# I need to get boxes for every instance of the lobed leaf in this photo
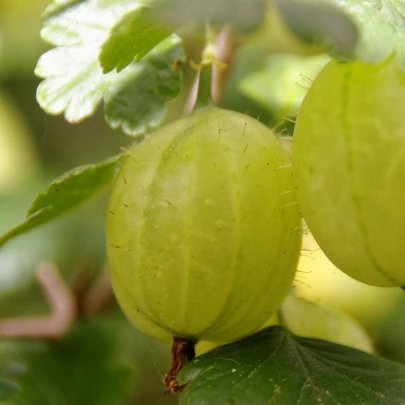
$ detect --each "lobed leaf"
[179,326,405,405]
[35,0,184,135]
[0,153,126,248]
[104,35,185,134]
[99,6,171,73]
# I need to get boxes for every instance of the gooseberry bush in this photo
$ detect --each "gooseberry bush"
[2,0,405,404]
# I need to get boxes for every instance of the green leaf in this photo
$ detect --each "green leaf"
[327,0,405,67]
[149,0,266,31]
[41,0,85,19]
[35,1,138,123]
[178,326,405,405]
[275,0,359,59]
[0,153,126,248]
[35,0,184,134]
[0,363,21,401]
[105,35,185,134]
[277,0,405,68]
[99,6,171,73]
[4,320,134,405]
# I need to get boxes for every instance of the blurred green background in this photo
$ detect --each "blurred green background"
[1,1,405,404]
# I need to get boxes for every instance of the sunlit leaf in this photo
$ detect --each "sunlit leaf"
[35,0,184,134]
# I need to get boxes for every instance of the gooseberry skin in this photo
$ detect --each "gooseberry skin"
[106,106,301,342]
[293,56,405,287]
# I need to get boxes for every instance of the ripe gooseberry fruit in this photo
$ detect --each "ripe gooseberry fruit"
[106,105,301,345]
[293,55,405,287]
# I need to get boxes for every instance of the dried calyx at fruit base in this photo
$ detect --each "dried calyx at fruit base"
[105,62,301,392]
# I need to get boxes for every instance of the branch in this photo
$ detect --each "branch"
[0,261,77,339]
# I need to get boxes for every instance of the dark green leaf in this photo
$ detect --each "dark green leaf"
[275,0,358,59]
[179,326,405,405]
[0,153,125,248]
[4,319,135,405]
[149,0,266,31]
[100,6,171,73]
[35,0,184,134]
[0,362,22,401]
[105,35,185,134]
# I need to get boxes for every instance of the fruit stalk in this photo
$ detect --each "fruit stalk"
[193,65,214,111]
[164,337,196,393]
